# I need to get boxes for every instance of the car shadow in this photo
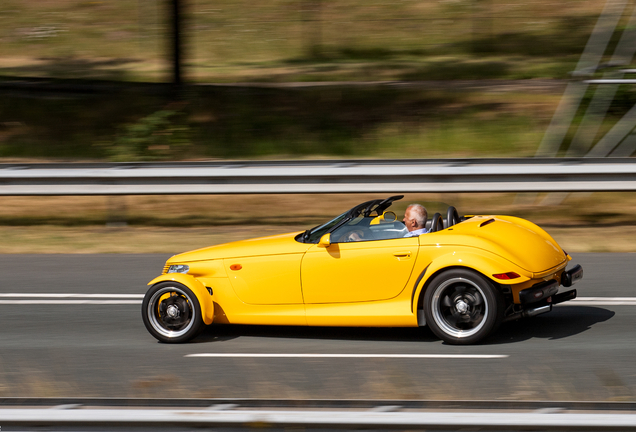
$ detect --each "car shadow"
[193,323,438,344]
[192,306,614,345]
[484,306,615,345]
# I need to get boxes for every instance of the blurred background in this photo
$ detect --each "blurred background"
[1,0,636,404]
[0,0,624,160]
[0,0,634,250]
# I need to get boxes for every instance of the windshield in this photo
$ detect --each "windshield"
[331,215,408,243]
[299,210,349,243]
[295,197,465,244]
[296,195,407,244]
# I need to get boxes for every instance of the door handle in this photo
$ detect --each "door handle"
[393,251,411,259]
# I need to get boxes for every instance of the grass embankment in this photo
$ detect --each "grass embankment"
[1,192,634,253]
[4,75,636,161]
[0,0,609,82]
[0,83,563,160]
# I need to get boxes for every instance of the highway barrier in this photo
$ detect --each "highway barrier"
[1,158,635,195]
[1,398,635,430]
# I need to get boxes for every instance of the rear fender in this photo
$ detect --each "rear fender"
[147,274,215,325]
[411,249,531,314]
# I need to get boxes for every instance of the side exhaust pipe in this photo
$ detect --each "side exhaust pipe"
[523,304,552,318]
[503,304,552,323]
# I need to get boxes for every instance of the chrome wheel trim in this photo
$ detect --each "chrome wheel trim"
[431,277,489,339]
[147,286,196,339]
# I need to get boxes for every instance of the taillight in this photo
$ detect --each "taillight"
[493,272,520,280]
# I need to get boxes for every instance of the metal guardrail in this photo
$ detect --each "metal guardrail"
[1,398,635,430]
[2,397,636,410]
[1,158,636,195]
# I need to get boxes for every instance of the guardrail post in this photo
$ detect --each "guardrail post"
[106,196,128,227]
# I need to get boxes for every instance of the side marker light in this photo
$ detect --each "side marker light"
[230,264,242,271]
[493,272,521,280]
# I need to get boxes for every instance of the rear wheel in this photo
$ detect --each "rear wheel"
[142,282,205,343]
[424,269,503,345]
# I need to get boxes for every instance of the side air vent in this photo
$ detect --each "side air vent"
[479,218,495,227]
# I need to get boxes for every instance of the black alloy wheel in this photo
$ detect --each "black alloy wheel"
[423,268,503,345]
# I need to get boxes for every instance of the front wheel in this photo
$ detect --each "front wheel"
[423,269,503,345]
[142,282,205,343]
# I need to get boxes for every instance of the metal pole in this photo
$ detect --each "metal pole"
[534,0,628,157]
[170,0,183,85]
[568,4,636,157]
[302,0,322,58]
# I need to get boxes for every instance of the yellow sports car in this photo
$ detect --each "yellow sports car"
[142,196,582,345]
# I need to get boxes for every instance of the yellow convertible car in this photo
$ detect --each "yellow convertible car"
[142,196,582,345]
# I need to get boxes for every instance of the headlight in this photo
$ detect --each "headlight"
[167,264,190,274]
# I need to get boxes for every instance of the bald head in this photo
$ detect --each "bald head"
[403,204,428,232]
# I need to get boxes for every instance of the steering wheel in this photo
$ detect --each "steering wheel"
[445,206,460,229]
[338,229,365,243]
[429,213,444,232]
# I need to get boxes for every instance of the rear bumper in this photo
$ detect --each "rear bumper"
[519,280,558,304]
[562,264,583,287]
[551,264,583,305]
[504,264,582,322]
[552,288,577,305]
[518,264,583,305]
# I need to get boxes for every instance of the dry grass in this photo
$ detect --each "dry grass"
[2,190,632,227]
[0,225,632,254]
[0,225,304,254]
[0,191,635,253]
[544,227,636,253]
[0,0,604,82]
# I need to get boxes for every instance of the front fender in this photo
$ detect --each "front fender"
[412,248,532,312]
[147,273,215,325]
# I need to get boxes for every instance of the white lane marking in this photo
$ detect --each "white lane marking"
[570,297,636,306]
[0,294,633,306]
[0,293,144,304]
[0,293,144,298]
[185,353,508,359]
[0,300,141,305]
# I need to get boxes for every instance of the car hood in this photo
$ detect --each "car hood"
[431,215,567,274]
[167,231,310,263]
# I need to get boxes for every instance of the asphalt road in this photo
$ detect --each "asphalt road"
[0,253,634,401]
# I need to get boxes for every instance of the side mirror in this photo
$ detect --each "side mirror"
[318,233,331,247]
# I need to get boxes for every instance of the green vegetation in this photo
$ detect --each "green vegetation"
[2,80,636,161]
[0,84,560,160]
[1,0,635,161]
[102,109,192,161]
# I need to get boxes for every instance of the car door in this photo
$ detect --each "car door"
[301,236,419,304]
[223,254,304,305]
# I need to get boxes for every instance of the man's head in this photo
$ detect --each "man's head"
[403,204,428,232]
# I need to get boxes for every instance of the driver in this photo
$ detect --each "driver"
[403,204,429,237]
[345,230,364,242]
